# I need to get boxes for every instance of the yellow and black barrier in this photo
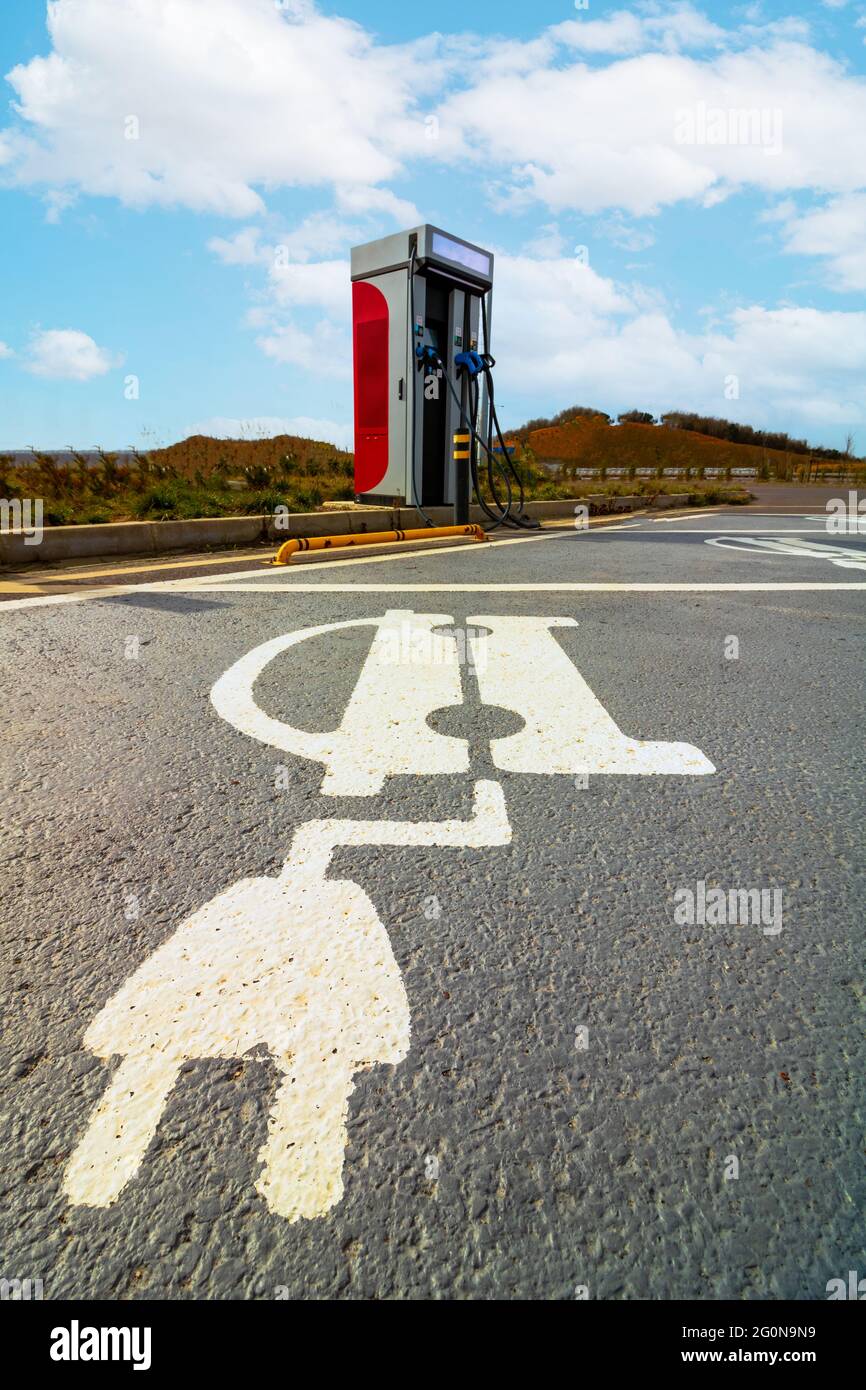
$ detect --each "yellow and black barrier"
[273,523,486,566]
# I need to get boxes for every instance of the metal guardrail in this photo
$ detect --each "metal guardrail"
[538,460,865,484]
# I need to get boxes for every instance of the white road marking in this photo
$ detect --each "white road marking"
[211,610,468,796]
[168,527,585,590]
[469,616,714,776]
[640,528,846,534]
[706,536,866,571]
[654,512,716,522]
[64,780,511,1222]
[3,577,863,613]
[0,530,571,612]
[218,609,716,784]
[181,581,866,593]
[0,584,184,612]
[636,528,845,533]
[2,524,864,611]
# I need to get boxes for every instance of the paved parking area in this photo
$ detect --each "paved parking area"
[1,509,863,1298]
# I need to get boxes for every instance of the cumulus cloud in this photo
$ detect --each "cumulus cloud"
[489,279,866,430]
[779,194,866,291]
[2,0,441,216]
[256,316,350,379]
[209,216,358,271]
[7,1,863,446]
[213,229,866,434]
[209,224,352,376]
[0,341,14,359]
[439,41,866,216]
[24,329,120,381]
[3,1,865,224]
[551,4,726,55]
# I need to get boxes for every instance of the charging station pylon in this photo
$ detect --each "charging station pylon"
[350,225,493,520]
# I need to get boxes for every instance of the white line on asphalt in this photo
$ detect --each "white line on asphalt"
[654,512,716,521]
[182,582,866,593]
[0,584,174,612]
[180,527,568,583]
[2,529,864,613]
[610,529,856,534]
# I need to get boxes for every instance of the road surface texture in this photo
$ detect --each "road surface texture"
[1,507,864,1300]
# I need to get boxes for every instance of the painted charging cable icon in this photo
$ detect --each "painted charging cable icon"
[63,610,713,1224]
[64,781,509,1224]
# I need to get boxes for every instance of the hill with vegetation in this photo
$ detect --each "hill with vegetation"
[2,407,861,528]
[506,407,863,487]
[0,434,355,526]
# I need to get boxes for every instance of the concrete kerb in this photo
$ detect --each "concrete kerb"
[0,494,693,568]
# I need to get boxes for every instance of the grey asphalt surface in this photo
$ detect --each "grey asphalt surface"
[1,510,864,1300]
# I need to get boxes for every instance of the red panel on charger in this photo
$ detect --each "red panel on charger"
[352,281,389,494]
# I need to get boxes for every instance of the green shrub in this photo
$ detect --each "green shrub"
[293,485,324,510]
[134,482,225,519]
[43,502,73,525]
[243,463,273,489]
[241,489,293,515]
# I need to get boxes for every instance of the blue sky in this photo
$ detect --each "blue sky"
[1,0,865,452]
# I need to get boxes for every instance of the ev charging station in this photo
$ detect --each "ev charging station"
[351,225,496,524]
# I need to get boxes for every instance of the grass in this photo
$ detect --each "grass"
[0,439,356,526]
[1,431,759,528]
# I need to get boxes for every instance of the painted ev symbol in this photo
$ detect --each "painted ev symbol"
[63,612,713,1224]
[209,609,715,791]
[64,782,510,1224]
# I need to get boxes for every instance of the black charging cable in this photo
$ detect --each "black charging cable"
[407,245,436,527]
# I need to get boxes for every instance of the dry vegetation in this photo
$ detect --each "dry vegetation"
[0,435,355,525]
[3,411,859,527]
[514,415,863,485]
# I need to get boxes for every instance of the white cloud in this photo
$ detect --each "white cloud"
[779,194,866,291]
[520,223,569,259]
[334,184,420,224]
[256,316,350,379]
[209,214,363,268]
[2,0,441,216]
[24,329,119,381]
[439,41,866,216]
[758,197,797,223]
[209,224,352,376]
[43,188,76,223]
[230,239,866,435]
[3,2,865,226]
[594,212,656,252]
[188,415,352,449]
[485,260,866,433]
[207,227,264,266]
[0,341,14,359]
[552,5,726,55]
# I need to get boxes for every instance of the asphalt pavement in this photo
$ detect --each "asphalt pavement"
[1,507,864,1299]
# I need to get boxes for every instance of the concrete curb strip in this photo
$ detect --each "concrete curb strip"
[0,495,692,567]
